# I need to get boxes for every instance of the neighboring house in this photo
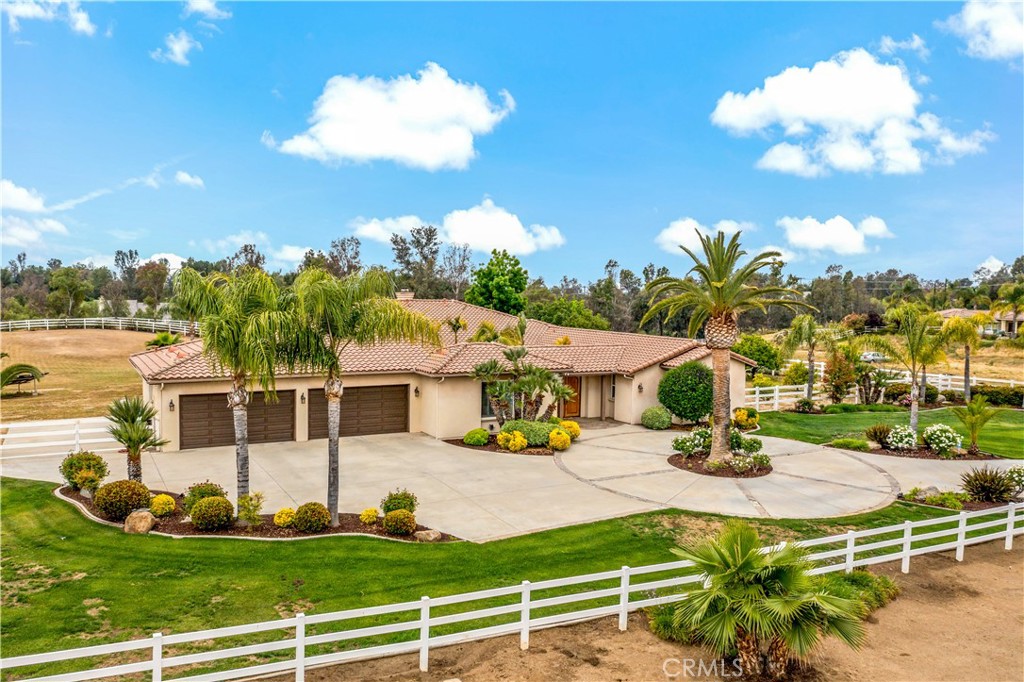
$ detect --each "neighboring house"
[129,297,755,451]
[936,309,1005,336]
[993,311,1023,336]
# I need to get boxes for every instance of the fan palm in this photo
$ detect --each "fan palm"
[284,267,439,526]
[942,314,992,401]
[541,379,576,421]
[775,315,843,400]
[641,231,811,461]
[950,395,1001,455]
[106,396,168,482]
[146,331,183,348]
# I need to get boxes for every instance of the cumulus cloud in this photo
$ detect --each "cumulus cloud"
[776,215,894,255]
[711,48,995,177]
[147,252,187,270]
[1,214,68,248]
[655,217,757,255]
[271,245,311,266]
[352,214,422,243]
[2,179,48,212]
[2,0,95,35]
[975,255,1005,276]
[200,229,270,255]
[150,29,201,66]
[183,0,230,20]
[174,170,205,189]
[270,62,515,171]
[879,33,930,59]
[939,0,1023,62]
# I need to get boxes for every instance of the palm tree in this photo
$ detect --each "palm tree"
[470,320,499,342]
[1,362,44,392]
[285,267,439,526]
[671,521,865,678]
[992,281,1024,338]
[868,305,942,434]
[446,316,467,343]
[942,313,991,401]
[170,267,219,337]
[950,395,1000,455]
[146,331,183,348]
[642,231,811,461]
[107,396,169,482]
[172,266,288,509]
[540,379,576,421]
[775,315,843,400]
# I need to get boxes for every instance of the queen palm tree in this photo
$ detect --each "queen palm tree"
[642,231,811,461]
[942,313,991,401]
[868,305,942,435]
[775,315,843,400]
[284,267,439,526]
[993,280,1024,338]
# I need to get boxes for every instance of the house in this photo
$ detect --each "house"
[129,297,756,451]
[936,308,1005,336]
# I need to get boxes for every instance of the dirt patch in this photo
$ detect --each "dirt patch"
[0,560,88,607]
[667,453,773,478]
[264,541,1023,681]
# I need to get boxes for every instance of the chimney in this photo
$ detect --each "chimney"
[396,289,415,301]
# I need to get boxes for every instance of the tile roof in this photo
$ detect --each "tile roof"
[660,348,758,368]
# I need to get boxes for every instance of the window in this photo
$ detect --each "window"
[609,374,616,401]
[481,383,495,418]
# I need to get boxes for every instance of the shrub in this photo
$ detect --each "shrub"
[94,480,150,521]
[730,457,754,474]
[381,488,418,514]
[73,469,103,495]
[960,466,1014,503]
[821,570,899,613]
[782,362,809,386]
[732,407,759,430]
[751,373,778,388]
[547,415,563,425]
[823,403,903,414]
[646,603,694,644]
[839,313,867,333]
[60,451,109,490]
[149,494,176,517]
[750,453,772,470]
[558,420,581,440]
[831,438,870,452]
[731,335,782,373]
[704,459,729,472]
[359,508,379,525]
[191,496,235,531]
[923,492,967,511]
[463,428,490,446]
[274,507,296,528]
[500,419,556,446]
[497,430,528,452]
[941,389,964,405]
[794,398,816,414]
[382,509,417,536]
[864,423,892,446]
[1006,466,1024,496]
[974,384,1024,406]
[886,425,917,450]
[672,428,711,457]
[658,362,713,423]
[182,481,228,514]
[884,382,938,404]
[922,424,962,458]
[293,502,331,533]
[237,492,265,527]
[548,428,572,451]
[823,351,857,404]
[734,432,763,454]
[641,406,672,430]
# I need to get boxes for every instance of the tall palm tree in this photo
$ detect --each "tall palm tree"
[942,313,991,401]
[642,231,811,461]
[992,280,1024,338]
[285,267,439,526]
[775,315,843,399]
[868,305,942,434]
[172,266,288,509]
[107,395,169,482]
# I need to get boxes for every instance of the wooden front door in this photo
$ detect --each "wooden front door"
[562,376,582,418]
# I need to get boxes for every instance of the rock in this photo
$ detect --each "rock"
[867,440,883,450]
[414,529,442,542]
[124,510,156,534]
[918,486,941,499]
[936,394,947,404]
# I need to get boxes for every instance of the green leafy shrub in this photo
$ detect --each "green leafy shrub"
[463,428,490,446]
[973,384,1024,406]
[658,362,713,423]
[864,423,892,446]
[182,481,228,514]
[884,382,939,404]
[750,453,772,470]
[960,466,1014,503]
[500,419,556,446]
[382,509,417,535]
[672,428,711,457]
[641,406,672,430]
[293,502,331,533]
[831,438,870,452]
[731,431,763,454]
[149,494,176,518]
[782,362,809,385]
[941,389,964,405]
[237,492,265,527]
[821,571,899,612]
[191,496,235,531]
[381,488,418,514]
[886,425,917,450]
[823,403,903,414]
[731,334,782,373]
[923,491,968,510]
[794,398,816,414]
[646,603,694,643]
[94,479,150,521]
[60,451,109,490]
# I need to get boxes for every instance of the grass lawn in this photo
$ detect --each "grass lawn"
[758,407,1024,459]
[0,330,148,421]
[0,476,959,675]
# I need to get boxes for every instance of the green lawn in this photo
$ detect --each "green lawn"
[0,476,960,678]
[757,407,1024,459]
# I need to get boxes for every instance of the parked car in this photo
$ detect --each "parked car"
[859,351,888,363]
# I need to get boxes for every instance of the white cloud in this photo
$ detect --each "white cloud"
[2,0,95,35]
[939,0,1024,62]
[2,179,48,212]
[761,244,800,263]
[655,217,756,255]
[879,34,930,59]
[150,29,201,66]
[351,214,423,243]
[712,219,756,234]
[271,245,310,266]
[147,252,187,270]
[174,170,205,189]
[776,215,894,255]
[183,0,230,20]
[200,229,270,255]
[975,255,1005,277]
[712,48,994,176]
[0,214,68,248]
[271,62,515,171]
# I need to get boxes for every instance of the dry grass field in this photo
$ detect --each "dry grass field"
[0,330,149,422]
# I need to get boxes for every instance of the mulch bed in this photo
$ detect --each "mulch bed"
[667,452,773,478]
[443,437,554,457]
[903,496,1018,512]
[837,446,999,461]
[58,487,458,542]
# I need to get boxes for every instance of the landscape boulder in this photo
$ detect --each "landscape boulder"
[414,529,442,543]
[124,510,156,534]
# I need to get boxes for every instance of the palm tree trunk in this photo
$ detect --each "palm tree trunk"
[325,375,343,527]
[963,345,971,402]
[228,379,250,510]
[909,380,920,435]
[709,347,733,462]
[127,451,142,482]
[919,366,927,405]
[806,346,815,400]
[767,636,789,679]
[736,629,762,677]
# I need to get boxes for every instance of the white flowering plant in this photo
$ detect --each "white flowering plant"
[922,424,962,458]
[672,428,711,457]
[886,424,918,451]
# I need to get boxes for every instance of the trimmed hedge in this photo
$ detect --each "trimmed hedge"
[94,480,150,521]
[641,406,673,430]
[383,509,417,536]
[463,428,490,446]
[658,362,713,422]
[294,502,331,533]
[60,451,109,490]
[191,496,235,531]
[884,382,939,404]
[182,481,228,515]
[822,403,904,414]
[973,384,1024,407]
[381,489,418,514]
[500,419,556,447]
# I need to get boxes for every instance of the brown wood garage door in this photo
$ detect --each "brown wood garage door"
[308,385,409,439]
[180,391,295,450]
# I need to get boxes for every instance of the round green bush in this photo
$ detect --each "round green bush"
[293,502,331,533]
[94,479,151,521]
[463,428,490,446]
[658,362,713,423]
[181,481,228,514]
[731,334,782,373]
[641,406,672,430]
[381,488,418,514]
[382,509,417,536]
[190,496,235,531]
[500,419,556,447]
[59,451,110,490]
[884,382,938,404]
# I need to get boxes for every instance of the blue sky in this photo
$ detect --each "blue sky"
[2,1,1022,285]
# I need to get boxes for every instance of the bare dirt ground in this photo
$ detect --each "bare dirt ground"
[0,330,148,421]
[788,342,1024,382]
[285,542,1023,682]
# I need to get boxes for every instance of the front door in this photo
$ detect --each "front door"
[563,376,582,418]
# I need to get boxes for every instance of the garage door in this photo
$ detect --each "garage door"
[180,391,295,450]
[308,385,409,439]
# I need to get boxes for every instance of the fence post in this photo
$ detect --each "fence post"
[844,531,856,573]
[901,521,912,573]
[74,422,81,451]
[294,613,305,681]
[419,596,430,672]
[618,566,631,631]
[1006,504,1016,551]
[754,386,761,410]
[773,386,780,412]
[955,512,967,561]
[520,580,531,650]
[151,632,163,682]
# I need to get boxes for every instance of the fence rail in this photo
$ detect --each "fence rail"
[782,359,1021,391]
[3,504,1021,682]
[0,417,118,457]
[0,318,196,335]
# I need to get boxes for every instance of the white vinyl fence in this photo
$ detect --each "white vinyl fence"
[783,359,1021,391]
[3,504,1021,682]
[0,417,118,458]
[0,318,196,335]
[744,384,841,411]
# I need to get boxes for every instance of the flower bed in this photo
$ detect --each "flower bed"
[832,445,999,461]
[444,436,553,456]
[667,452,773,478]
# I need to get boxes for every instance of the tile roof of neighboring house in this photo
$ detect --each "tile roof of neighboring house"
[129,299,756,382]
[660,347,758,368]
[938,308,1021,322]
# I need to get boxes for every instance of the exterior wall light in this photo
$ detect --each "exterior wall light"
[637,383,644,393]
[414,386,421,398]
[300,392,306,404]
[168,399,175,412]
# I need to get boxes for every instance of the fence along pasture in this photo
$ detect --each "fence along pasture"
[2,503,1021,681]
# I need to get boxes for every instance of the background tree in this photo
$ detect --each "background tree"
[993,280,1024,337]
[390,225,448,297]
[301,236,362,278]
[440,243,472,300]
[465,249,529,314]
[942,313,991,401]
[868,305,942,434]
[731,334,782,376]
[114,249,139,298]
[46,267,90,317]
[227,244,267,271]
[524,296,610,330]
[775,315,842,399]
[136,260,170,311]
[100,280,130,316]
